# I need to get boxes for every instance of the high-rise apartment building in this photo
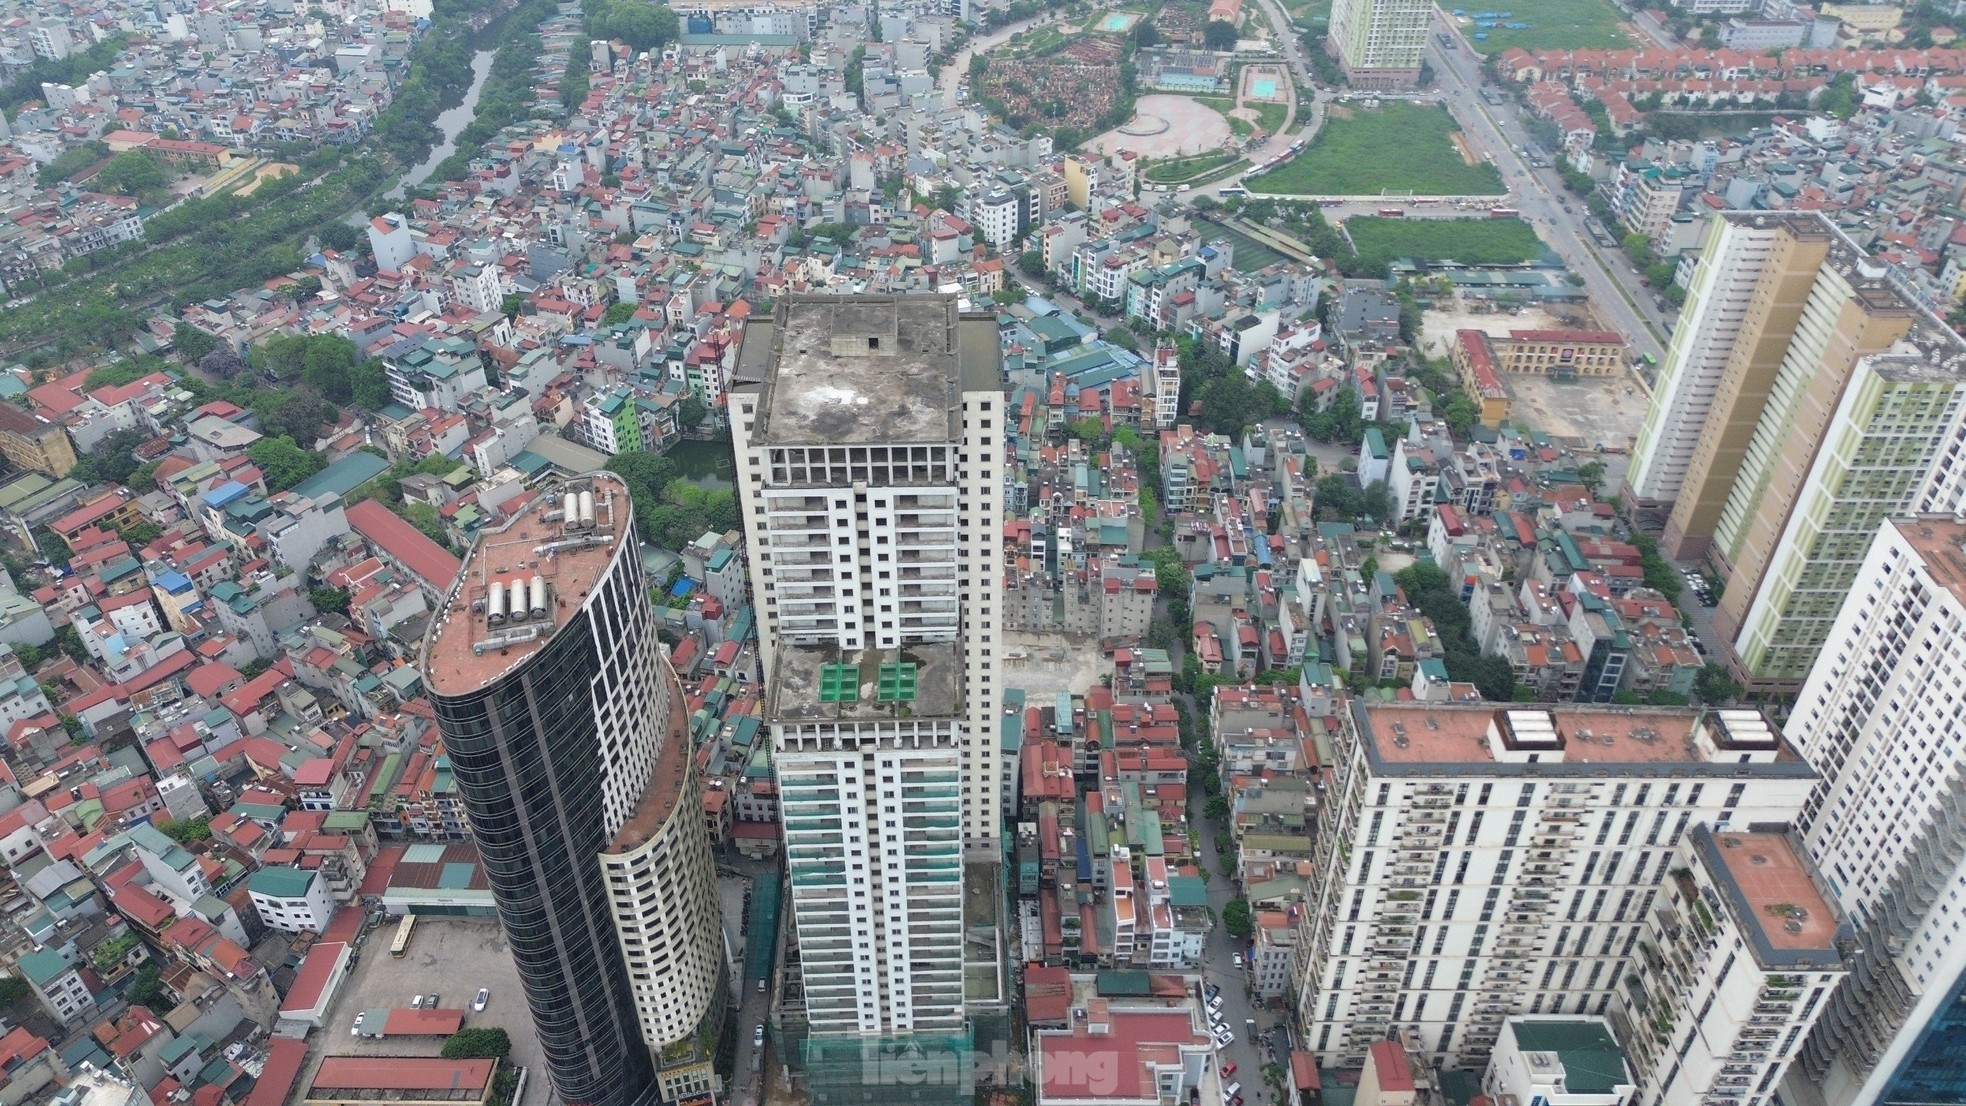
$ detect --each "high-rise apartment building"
[1294,701,1815,1071]
[1326,0,1432,88]
[729,296,1004,1051]
[1778,515,1966,1106]
[423,473,726,1106]
[1625,212,1966,693]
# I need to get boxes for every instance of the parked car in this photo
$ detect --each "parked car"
[351,1012,366,1036]
[1221,1063,1237,1077]
[754,1024,767,1048]
[474,989,490,1012]
[412,995,425,1009]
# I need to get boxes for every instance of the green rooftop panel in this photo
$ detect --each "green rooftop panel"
[819,663,858,703]
[877,662,918,702]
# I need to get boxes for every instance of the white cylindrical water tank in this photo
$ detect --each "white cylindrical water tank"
[563,491,579,524]
[529,575,548,617]
[487,580,506,624]
[578,490,596,529]
[505,579,528,621]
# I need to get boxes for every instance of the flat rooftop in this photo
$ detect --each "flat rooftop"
[603,663,693,855]
[423,473,630,696]
[1356,703,1805,771]
[1892,516,1966,606]
[749,295,996,446]
[768,641,962,723]
[1703,827,1846,961]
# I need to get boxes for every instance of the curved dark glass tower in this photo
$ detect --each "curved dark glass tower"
[424,472,719,1106]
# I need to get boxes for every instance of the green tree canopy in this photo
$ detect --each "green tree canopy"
[249,436,328,492]
[441,1027,513,1060]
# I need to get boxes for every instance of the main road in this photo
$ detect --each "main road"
[1422,14,1671,360]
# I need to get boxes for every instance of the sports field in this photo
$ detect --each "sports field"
[1247,102,1504,196]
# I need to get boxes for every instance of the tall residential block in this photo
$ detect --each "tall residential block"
[729,296,1005,1052]
[1294,702,1814,1072]
[1779,515,1966,1106]
[1326,0,1432,89]
[423,473,726,1106]
[1624,212,1966,693]
[1616,825,1848,1106]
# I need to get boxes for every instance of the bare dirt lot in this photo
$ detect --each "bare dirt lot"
[1088,95,1236,158]
[1417,300,1583,359]
[1505,371,1646,457]
[1003,631,1111,699]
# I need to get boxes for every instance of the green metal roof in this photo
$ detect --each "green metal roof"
[1509,1020,1629,1095]
[248,866,317,898]
[876,662,917,702]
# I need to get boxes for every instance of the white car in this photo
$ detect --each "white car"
[1214,1026,1235,1047]
[412,995,425,1009]
[350,1012,366,1036]
[474,989,490,1012]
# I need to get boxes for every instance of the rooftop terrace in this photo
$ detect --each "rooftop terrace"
[1355,703,1806,774]
[423,473,630,696]
[1698,825,1849,968]
[768,641,962,723]
[747,295,999,446]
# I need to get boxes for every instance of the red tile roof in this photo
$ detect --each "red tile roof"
[345,499,463,592]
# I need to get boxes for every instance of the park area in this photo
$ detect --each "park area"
[1344,216,1551,269]
[1453,0,1632,54]
[1247,102,1504,196]
[1144,150,1242,183]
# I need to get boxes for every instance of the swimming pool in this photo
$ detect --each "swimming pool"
[1251,78,1278,98]
[1101,13,1131,30]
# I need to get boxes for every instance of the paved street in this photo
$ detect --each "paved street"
[721,855,780,1106]
[1422,18,1672,363]
[1192,789,1288,1106]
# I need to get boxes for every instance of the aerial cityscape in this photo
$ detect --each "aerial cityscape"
[0,1,1964,1106]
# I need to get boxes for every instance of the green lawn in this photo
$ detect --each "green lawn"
[1190,95,1287,137]
[1456,0,1631,54]
[1247,102,1504,196]
[1345,216,1552,269]
[1287,0,1329,26]
[1145,151,1241,183]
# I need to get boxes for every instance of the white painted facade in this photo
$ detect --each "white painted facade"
[1294,703,1815,1072]
[1780,516,1966,1106]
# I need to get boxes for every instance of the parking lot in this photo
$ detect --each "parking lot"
[313,917,549,1106]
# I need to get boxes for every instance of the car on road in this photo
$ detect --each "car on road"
[1204,984,1220,1001]
[754,1025,767,1048]
[1221,1063,1237,1077]
[1207,995,1225,1015]
[474,988,490,1012]
[1213,1026,1234,1047]
[1231,953,1243,968]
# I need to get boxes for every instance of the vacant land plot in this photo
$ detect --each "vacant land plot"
[1346,216,1552,268]
[1247,102,1505,196]
[1457,0,1631,54]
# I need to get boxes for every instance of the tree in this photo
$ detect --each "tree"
[55,625,87,663]
[174,326,217,366]
[127,461,161,493]
[1104,325,1139,351]
[0,975,31,1010]
[157,817,211,844]
[1577,459,1607,497]
[118,521,163,548]
[603,301,638,326]
[442,1027,513,1060]
[1148,546,1190,596]
[501,293,525,320]
[1205,794,1229,821]
[1018,250,1045,279]
[248,437,328,492]
[200,349,247,380]
[1441,392,1482,438]
[1202,20,1239,50]
[1222,899,1254,939]
[350,359,393,411]
[287,275,322,305]
[1694,663,1742,705]
[299,336,358,402]
[310,586,351,615]
[678,395,709,430]
[69,427,150,487]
